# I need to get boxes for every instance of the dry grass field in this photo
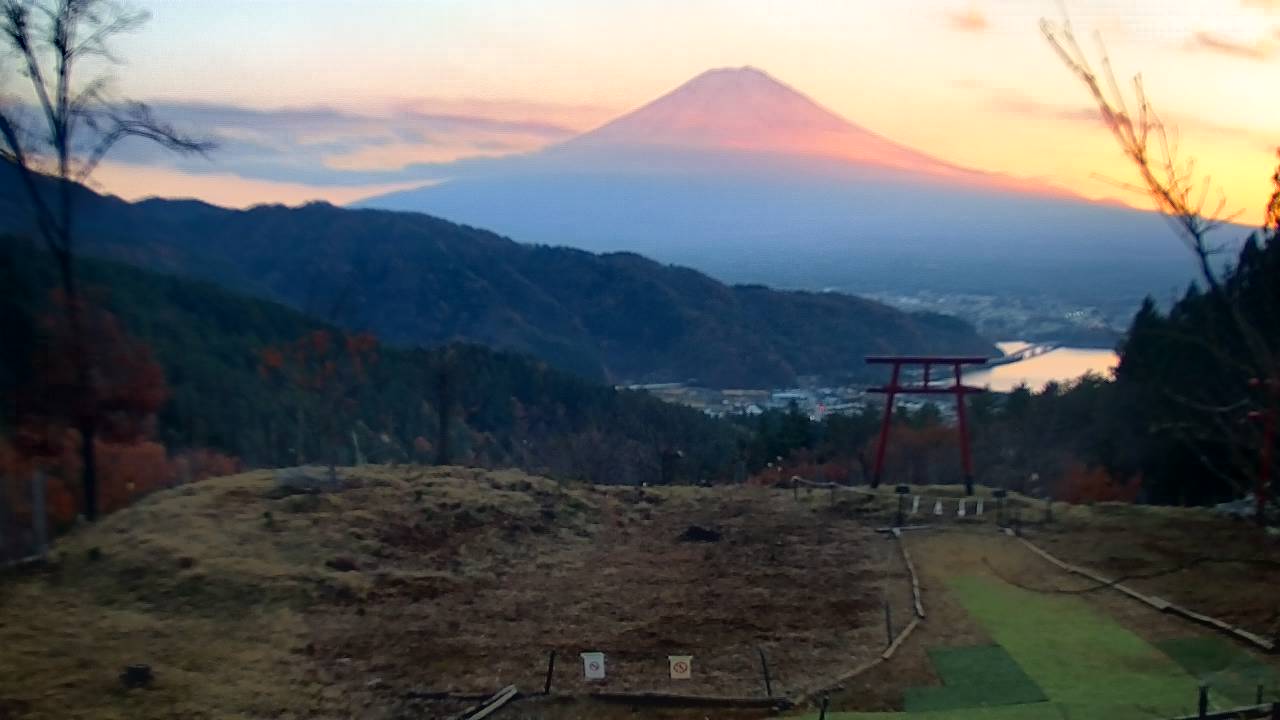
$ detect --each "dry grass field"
[0,467,906,720]
[2,470,1278,720]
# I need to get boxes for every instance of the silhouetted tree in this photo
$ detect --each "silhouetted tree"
[433,348,457,466]
[1044,16,1280,512]
[259,330,378,479]
[0,0,210,519]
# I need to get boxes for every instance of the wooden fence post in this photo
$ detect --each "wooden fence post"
[756,647,773,698]
[895,485,910,528]
[31,469,47,556]
[543,650,556,695]
[351,430,364,467]
[884,596,893,647]
[0,474,9,561]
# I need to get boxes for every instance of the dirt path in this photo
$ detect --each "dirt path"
[315,487,904,700]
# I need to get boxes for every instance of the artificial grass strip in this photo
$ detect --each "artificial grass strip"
[904,645,1047,712]
[947,575,1202,719]
[794,701,1069,720]
[1157,637,1278,707]
[788,577,1246,720]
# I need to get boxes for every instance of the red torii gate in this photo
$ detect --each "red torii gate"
[866,355,989,495]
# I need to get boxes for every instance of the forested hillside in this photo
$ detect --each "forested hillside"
[0,162,994,387]
[7,224,1275,511]
[1,237,740,488]
[744,222,1280,507]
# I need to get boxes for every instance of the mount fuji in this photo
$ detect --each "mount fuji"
[359,67,1218,317]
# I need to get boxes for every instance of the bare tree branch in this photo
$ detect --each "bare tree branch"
[1041,17,1239,291]
[1043,14,1280,514]
[0,0,213,521]
[77,102,214,181]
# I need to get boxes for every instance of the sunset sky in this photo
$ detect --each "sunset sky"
[35,0,1280,224]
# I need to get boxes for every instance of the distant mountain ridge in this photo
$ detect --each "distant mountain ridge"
[0,236,742,482]
[564,66,1004,186]
[0,162,995,388]
[359,66,1220,315]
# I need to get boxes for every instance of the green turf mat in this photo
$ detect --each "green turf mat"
[1157,637,1278,707]
[948,575,1203,719]
[904,645,1047,712]
[787,576,1227,720]
[791,701,1069,720]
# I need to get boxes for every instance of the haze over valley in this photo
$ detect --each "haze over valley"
[358,66,1237,341]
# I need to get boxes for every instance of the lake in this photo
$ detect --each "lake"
[962,341,1119,393]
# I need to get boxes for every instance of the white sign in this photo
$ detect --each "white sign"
[957,500,967,517]
[669,655,692,680]
[933,500,943,516]
[581,652,606,680]
[910,495,920,515]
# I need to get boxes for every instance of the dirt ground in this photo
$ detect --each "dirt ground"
[1026,502,1280,640]
[4,474,1279,720]
[0,467,907,720]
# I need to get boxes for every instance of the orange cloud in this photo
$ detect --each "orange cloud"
[1186,31,1275,60]
[91,161,428,209]
[946,9,988,33]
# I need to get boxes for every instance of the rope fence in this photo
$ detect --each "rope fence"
[795,526,927,704]
[1014,531,1277,653]
[788,476,1052,529]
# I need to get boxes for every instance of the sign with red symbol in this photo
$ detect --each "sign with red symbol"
[669,655,692,680]
[581,651,605,680]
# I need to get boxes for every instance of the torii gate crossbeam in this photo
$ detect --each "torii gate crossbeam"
[866,355,989,495]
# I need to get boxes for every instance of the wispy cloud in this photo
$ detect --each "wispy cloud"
[946,8,988,33]
[1185,31,1275,60]
[101,101,582,187]
[986,88,1274,152]
[986,90,1099,125]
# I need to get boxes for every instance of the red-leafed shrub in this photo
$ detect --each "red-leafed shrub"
[172,448,242,484]
[96,440,174,512]
[5,432,241,528]
[1057,461,1141,504]
[746,451,858,487]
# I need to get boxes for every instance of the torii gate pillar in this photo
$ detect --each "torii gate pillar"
[866,355,989,495]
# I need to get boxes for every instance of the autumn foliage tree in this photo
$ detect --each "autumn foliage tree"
[1,0,210,520]
[14,290,168,518]
[259,329,378,477]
